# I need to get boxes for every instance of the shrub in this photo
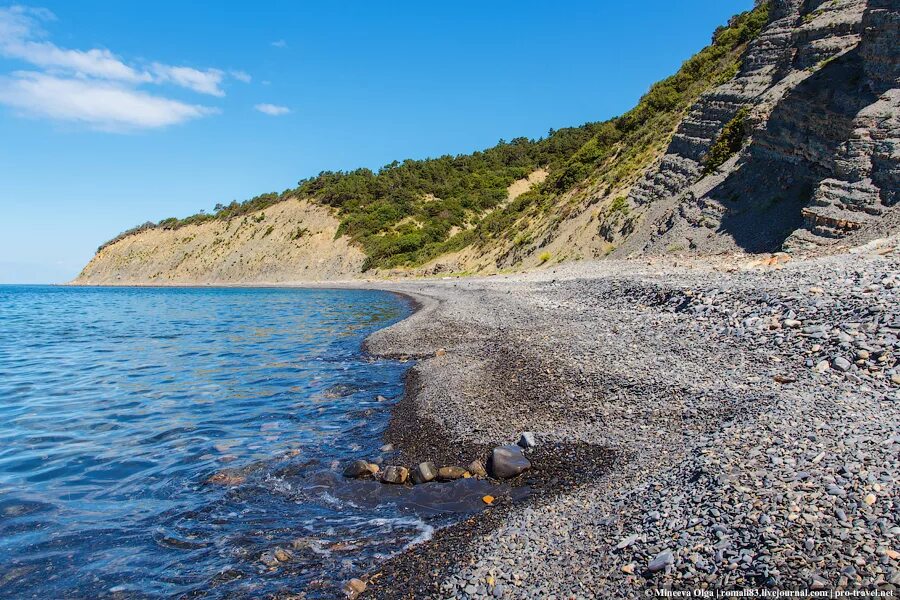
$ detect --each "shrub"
[702,107,750,174]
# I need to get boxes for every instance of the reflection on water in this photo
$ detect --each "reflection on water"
[0,286,503,598]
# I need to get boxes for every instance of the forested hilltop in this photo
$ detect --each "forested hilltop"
[79,0,899,284]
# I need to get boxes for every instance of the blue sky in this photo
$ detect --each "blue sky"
[0,0,752,283]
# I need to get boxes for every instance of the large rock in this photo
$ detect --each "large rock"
[343,459,378,479]
[411,462,437,484]
[381,465,409,484]
[437,466,470,481]
[488,445,531,479]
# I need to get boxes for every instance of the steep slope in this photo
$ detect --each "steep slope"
[75,1,897,284]
[614,0,899,257]
[75,199,364,284]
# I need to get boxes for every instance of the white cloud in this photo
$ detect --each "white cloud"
[0,5,249,130]
[5,40,150,82]
[230,69,251,83]
[270,39,287,48]
[151,63,225,96]
[0,71,217,131]
[254,103,290,116]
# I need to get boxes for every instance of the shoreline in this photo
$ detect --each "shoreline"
[353,245,899,596]
[63,242,900,596]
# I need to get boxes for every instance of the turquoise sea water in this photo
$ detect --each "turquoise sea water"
[0,286,490,598]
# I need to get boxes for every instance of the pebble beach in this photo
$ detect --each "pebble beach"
[357,237,900,598]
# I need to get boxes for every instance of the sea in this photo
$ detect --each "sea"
[0,285,496,598]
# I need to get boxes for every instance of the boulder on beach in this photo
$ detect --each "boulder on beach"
[343,459,378,479]
[488,444,531,479]
[411,461,437,484]
[437,466,470,481]
[381,465,409,484]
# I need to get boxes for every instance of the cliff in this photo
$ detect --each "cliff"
[75,0,898,284]
[615,0,899,256]
[75,199,364,284]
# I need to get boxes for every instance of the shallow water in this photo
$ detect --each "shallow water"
[0,286,500,598]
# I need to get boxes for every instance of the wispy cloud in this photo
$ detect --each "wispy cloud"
[270,39,287,48]
[150,63,225,96]
[255,103,290,116]
[0,71,218,131]
[230,69,252,83]
[0,5,247,131]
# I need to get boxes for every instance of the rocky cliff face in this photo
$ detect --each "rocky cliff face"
[617,0,898,257]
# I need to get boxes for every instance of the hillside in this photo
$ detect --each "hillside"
[74,0,898,285]
[77,200,364,284]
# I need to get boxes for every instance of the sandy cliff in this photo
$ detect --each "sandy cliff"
[74,198,365,284]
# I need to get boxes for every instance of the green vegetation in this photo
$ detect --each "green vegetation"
[100,3,770,268]
[538,251,552,264]
[702,106,750,174]
[607,196,630,217]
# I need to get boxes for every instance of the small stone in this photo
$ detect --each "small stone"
[864,493,876,506]
[291,537,312,550]
[832,357,852,372]
[259,551,280,567]
[380,443,394,453]
[814,360,830,373]
[885,549,900,560]
[411,462,437,484]
[482,495,495,505]
[343,578,366,599]
[273,547,293,562]
[616,534,639,550]
[205,470,246,486]
[437,466,469,481]
[809,287,824,294]
[517,432,537,448]
[468,460,487,477]
[622,563,635,574]
[435,348,446,357]
[826,484,846,497]
[648,550,674,573]
[488,445,531,479]
[809,574,829,590]
[891,374,900,386]
[381,465,409,484]
[783,319,802,328]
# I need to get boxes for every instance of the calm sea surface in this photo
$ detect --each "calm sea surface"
[0,286,494,599]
